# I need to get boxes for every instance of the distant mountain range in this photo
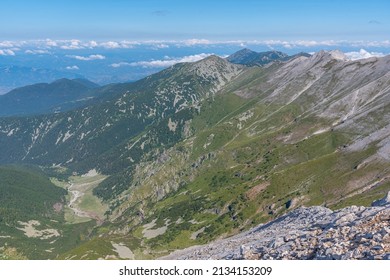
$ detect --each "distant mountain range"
[227,48,311,66]
[0,65,84,95]
[0,49,389,260]
[0,78,101,117]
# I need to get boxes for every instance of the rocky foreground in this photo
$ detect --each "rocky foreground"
[164,192,390,260]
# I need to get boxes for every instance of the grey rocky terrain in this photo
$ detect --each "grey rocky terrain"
[163,192,390,260]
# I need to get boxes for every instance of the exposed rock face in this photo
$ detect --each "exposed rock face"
[163,192,390,260]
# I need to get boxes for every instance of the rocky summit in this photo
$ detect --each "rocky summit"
[164,192,390,260]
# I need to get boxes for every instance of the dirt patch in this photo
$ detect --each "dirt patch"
[191,227,206,240]
[344,175,390,200]
[246,182,270,200]
[82,169,98,177]
[142,219,169,239]
[344,172,381,195]
[111,242,134,259]
[17,220,60,239]
[168,118,178,132]
[53,202,63,213]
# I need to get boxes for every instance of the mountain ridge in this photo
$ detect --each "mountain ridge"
[227,48,311,66]
[0,65,84,95]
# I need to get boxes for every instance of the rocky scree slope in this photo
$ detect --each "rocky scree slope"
[164,192,390,260]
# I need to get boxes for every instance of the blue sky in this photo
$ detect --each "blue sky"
[0,0,389,41]
[1,0,389,94]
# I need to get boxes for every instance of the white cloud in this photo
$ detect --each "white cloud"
[100,41,121,49]
[44,39,58,47]
[344,49,385,60]
[60,39,83,50]
[66,65,79,70]
[182,39,211,46]
[120,41,139,48]
[0,49,15,56]
[111,53,215,68]
[110,62,132,68]
[353,40,390,48]
[102,40,138,49]
[87,40,98,48]
[294,40,337,47]
[150,43,169,50]
[25,49,50,54]
[67,54,106,61]
[261,40,338,48]
[0,41,15,48]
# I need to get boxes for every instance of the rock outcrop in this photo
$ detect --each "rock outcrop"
[163,192,390,260]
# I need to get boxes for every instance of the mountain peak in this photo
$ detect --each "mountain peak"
[72,78,99,89]
[312,50,347,62]
[231,48,257,56]
[329,50,348,61]
[51,77,72,84]
[197,54,226,63]
[178,54,245,94]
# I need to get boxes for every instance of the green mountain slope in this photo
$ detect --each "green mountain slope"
[0,56,244,199]
[0,165,66,224]
[78,52,390,259]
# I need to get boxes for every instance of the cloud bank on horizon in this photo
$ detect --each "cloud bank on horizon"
[1,38,388,68]
[111,53,218,68]
[344,49,385,60]
[67,54,106,61]
[1,38,390,56]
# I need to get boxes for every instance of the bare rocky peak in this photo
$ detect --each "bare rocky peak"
[190,55,243,74]
[186,55,244,93]
[311,50,348,62]
[163,192,390,260]
[267,49,390,109]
